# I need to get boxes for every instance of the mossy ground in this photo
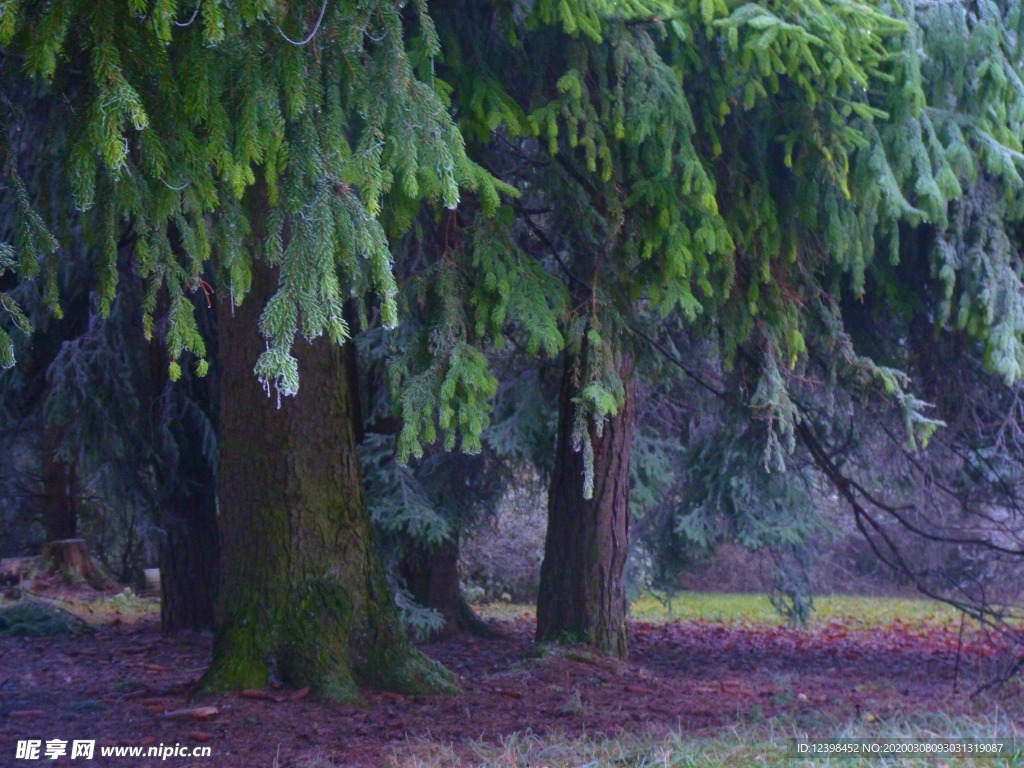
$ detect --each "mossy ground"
[0,598,92,636]
[0,589,155,633]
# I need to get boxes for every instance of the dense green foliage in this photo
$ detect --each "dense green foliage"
[4,0,1024,652]
[429,0,1016,493]
[0,0,502,403]
[4,0,1024,464]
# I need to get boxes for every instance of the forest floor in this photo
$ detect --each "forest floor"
[2,589,1023,767]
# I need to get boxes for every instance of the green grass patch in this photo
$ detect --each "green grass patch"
[0,589,159,629]
[78,588,160,623]
[475,601,537,623]
[629,593,965,629]
[477,592,966,630]
[384,713,1024,767]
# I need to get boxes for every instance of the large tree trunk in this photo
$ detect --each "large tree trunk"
[536,352,636,659]
[401,530,497,641]
[203,261,453,701]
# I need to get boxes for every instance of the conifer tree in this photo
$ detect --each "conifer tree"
[0,1,502,698]
[359,208,564,640]
[0,83,218,613]
[6,0,1024,684]
[433,0,913,657]
[633,0,1024,627]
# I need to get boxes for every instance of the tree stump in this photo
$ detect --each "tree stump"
[36,540,110,590]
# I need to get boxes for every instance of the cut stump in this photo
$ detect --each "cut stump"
[36,540,111,590]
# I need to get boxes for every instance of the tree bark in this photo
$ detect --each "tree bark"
[159,481,219,631]
[400,530,497,640]
[143,283,221,631]
[41,429,77,543]
[203,261,454,700]
[536,352,636,659]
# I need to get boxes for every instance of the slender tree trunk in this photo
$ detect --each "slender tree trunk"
[203,261,454,700]
[536,352,636,659]
[37,428,109,587]
[143,283,221,631]
[42,428,76,542]
[401,530,497,640]
[159,479,219,631]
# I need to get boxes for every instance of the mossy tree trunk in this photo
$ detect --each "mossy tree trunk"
[203,261,453,701]
[536,353,636,659]
[400,531,497,640]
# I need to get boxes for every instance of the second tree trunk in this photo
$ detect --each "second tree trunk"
[401,530,497,640]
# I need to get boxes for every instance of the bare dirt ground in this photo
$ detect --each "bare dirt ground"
[1,601,1019,767]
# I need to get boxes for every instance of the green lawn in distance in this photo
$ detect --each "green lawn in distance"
[478,592,967,630]
[628,592,965,629]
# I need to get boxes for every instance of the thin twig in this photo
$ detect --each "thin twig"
[953,610,966,694]
[174,6,200,27]
[275,0,329,46]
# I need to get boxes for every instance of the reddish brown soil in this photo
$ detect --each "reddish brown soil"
[0,612,1018,767]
